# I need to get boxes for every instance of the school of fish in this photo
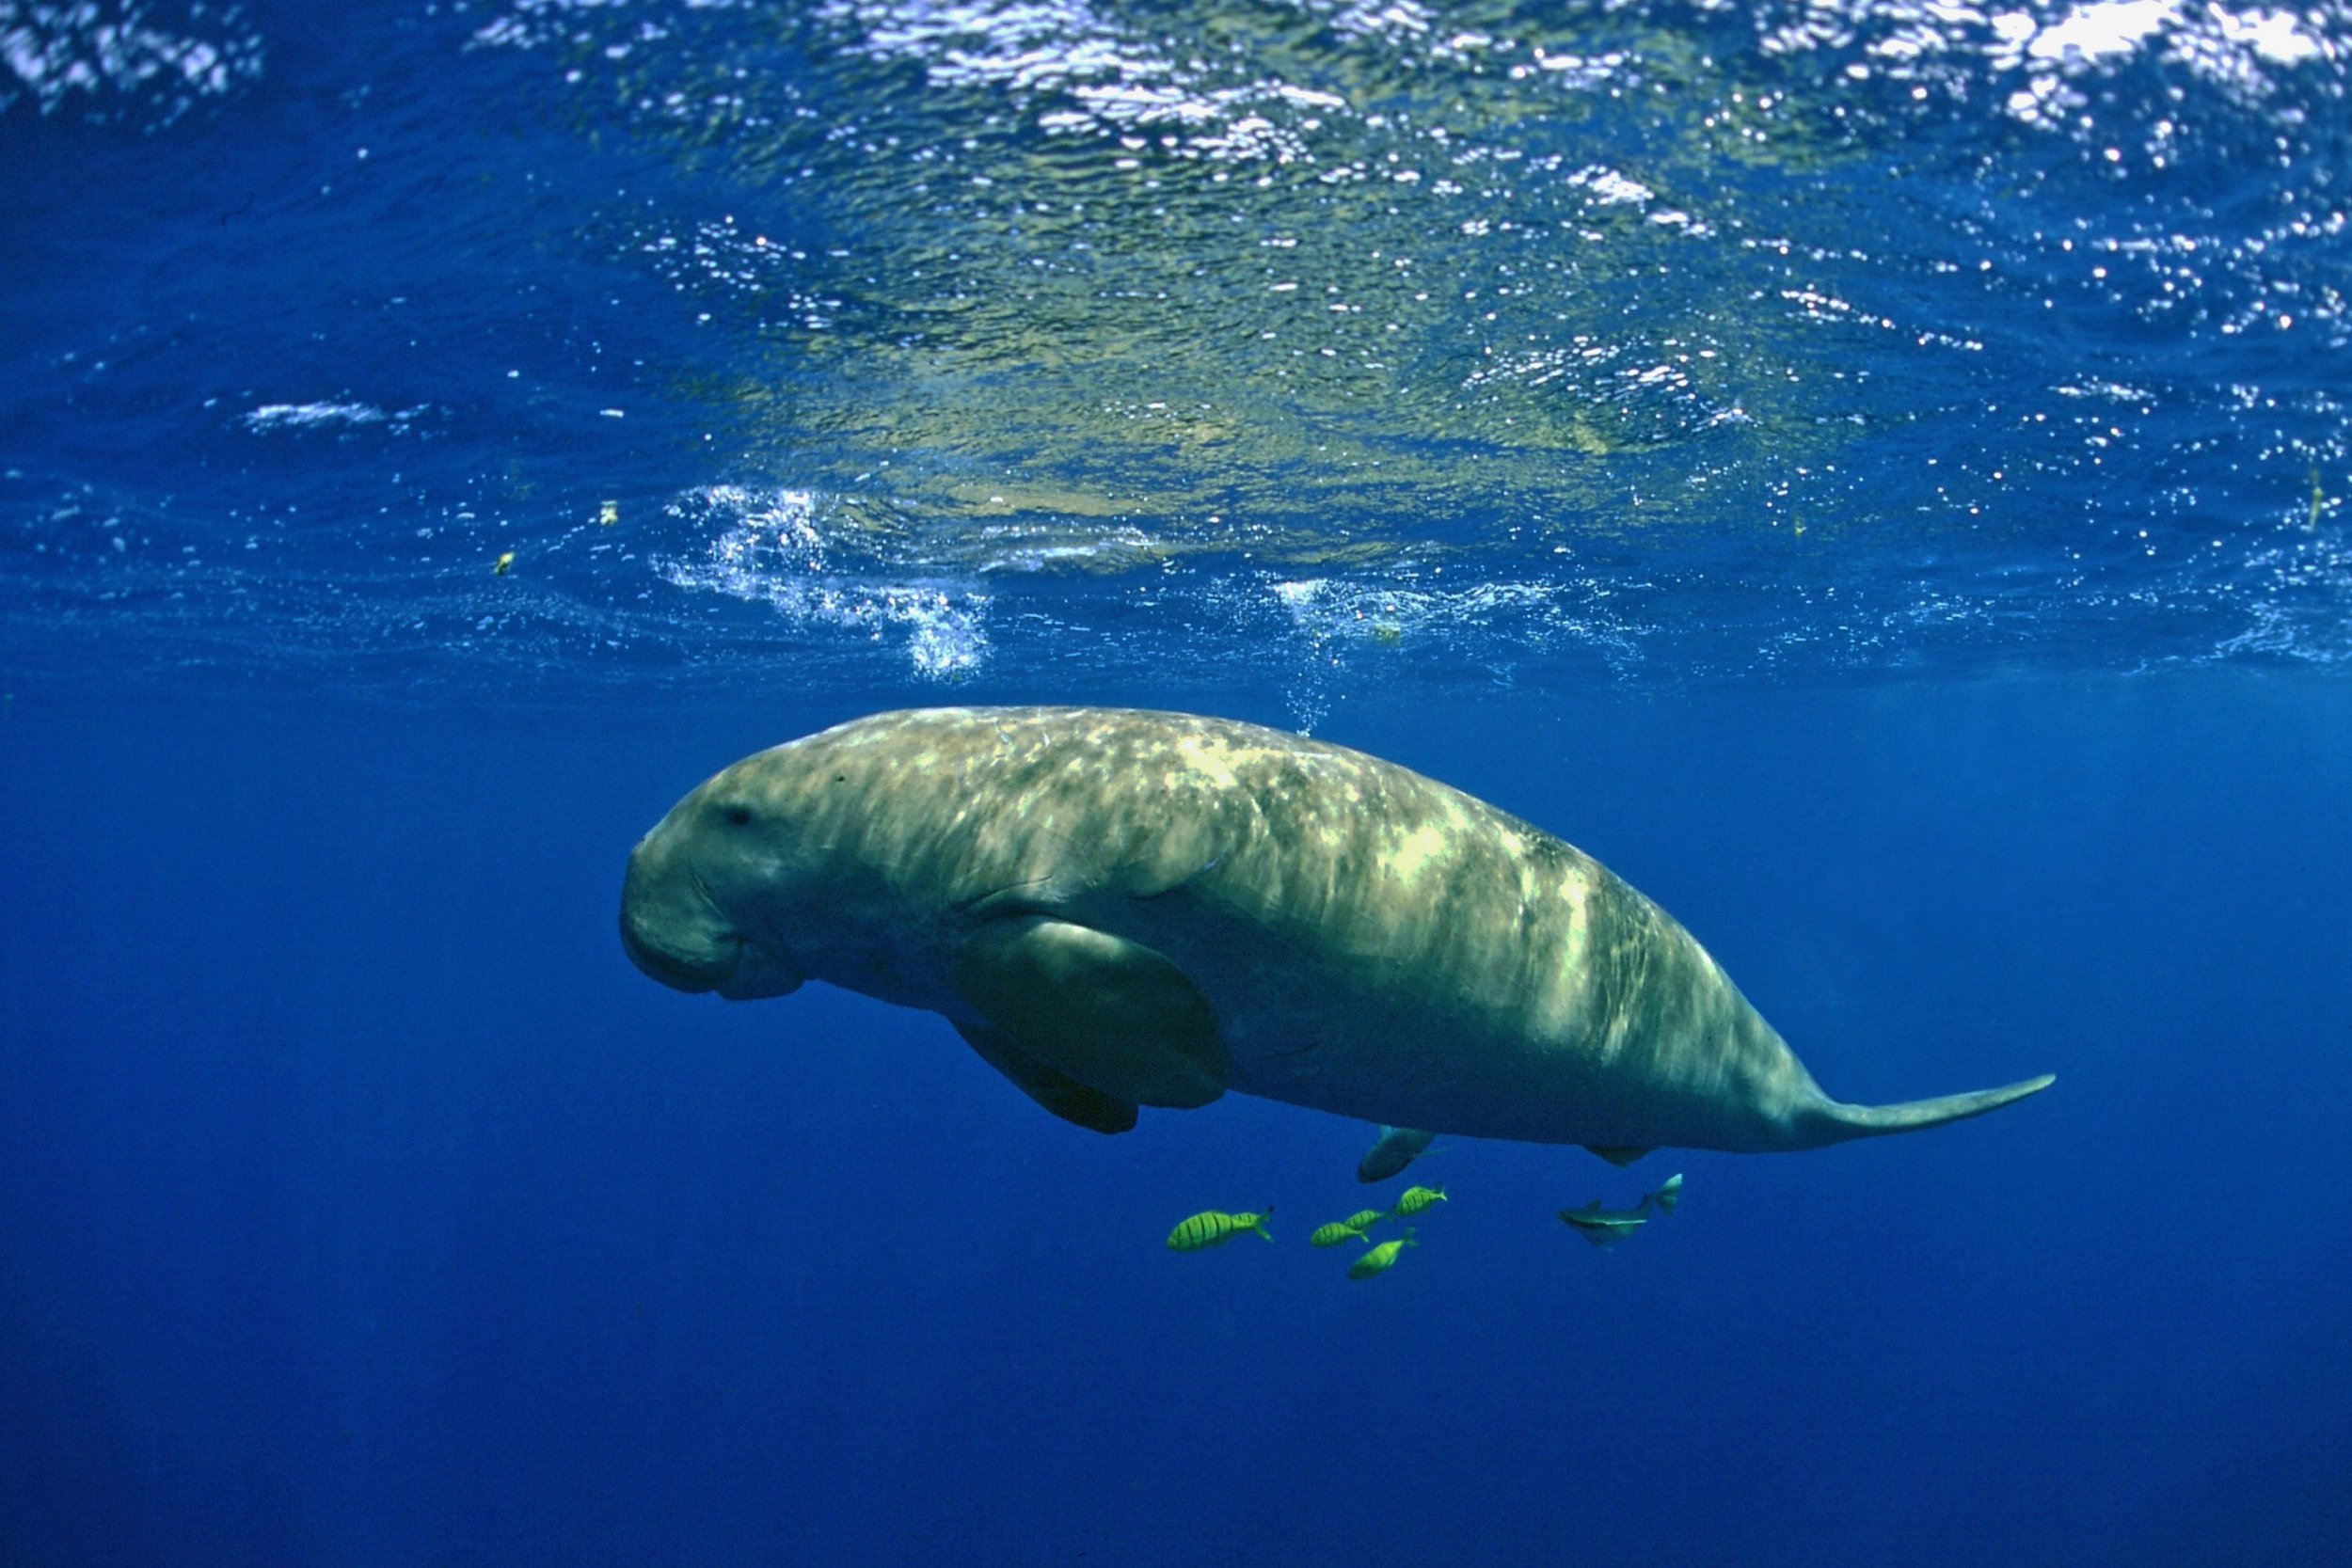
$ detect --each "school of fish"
[1166,1146,1679,1279]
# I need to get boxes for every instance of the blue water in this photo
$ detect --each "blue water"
[6,3,2351,1563]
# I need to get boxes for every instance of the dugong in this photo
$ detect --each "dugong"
[619,707,2052,1155]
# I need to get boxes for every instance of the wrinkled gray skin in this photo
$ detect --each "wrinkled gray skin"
[620,707,2053,1153]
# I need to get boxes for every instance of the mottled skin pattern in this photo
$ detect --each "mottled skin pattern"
[621,707,2051,1153]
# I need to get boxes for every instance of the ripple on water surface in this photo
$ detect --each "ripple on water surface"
[2,1,2349,696]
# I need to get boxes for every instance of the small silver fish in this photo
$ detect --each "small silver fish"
[1356,1125,1436,1183]
[1557,1174,1684,1249]
[1556,1201,1647,1248]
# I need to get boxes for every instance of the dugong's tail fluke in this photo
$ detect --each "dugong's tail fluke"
[1801,1073,2056,1147]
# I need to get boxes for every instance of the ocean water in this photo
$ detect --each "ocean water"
[4,3,2349,1563]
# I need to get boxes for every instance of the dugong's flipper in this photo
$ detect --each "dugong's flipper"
[1584,1145,1651,1167]
[1798,1073,2056,1148]
[954,1021,1139,1135]
[951,916,1230,1110]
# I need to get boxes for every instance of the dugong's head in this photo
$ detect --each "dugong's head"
[619,754,811,1002]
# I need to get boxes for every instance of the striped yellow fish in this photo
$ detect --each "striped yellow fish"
[1347,1228,1418,1279]
[1309,1219,1375,1248]
[1391,1184,1447,1218]
[1343,1209,1386,1232]
[1166,1208,1274,1250]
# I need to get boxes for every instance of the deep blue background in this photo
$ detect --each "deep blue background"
[5,673,2347,1565]
[8,1,2352,1560]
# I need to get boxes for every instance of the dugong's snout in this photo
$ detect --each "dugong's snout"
[620,821,803,1000]
[619,832,735,993]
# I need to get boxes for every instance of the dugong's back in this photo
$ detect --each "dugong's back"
[623,707,2053,1153]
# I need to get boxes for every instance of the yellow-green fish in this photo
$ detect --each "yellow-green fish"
[1166,1208,1273,1251]
[1309,1220,1371,1247]
[1343,1209,1386,1232]
[1346,1227,1417,1279]
[1391,1184,1447,1218]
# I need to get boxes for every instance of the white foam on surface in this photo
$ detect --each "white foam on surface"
[0,1,263,122]
[241,402,430,434]
[1751,0,2344,126]
[653,485,991,679]
[813,0,1616,164]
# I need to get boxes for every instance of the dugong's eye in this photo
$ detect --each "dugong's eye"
[723,803,753,827]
